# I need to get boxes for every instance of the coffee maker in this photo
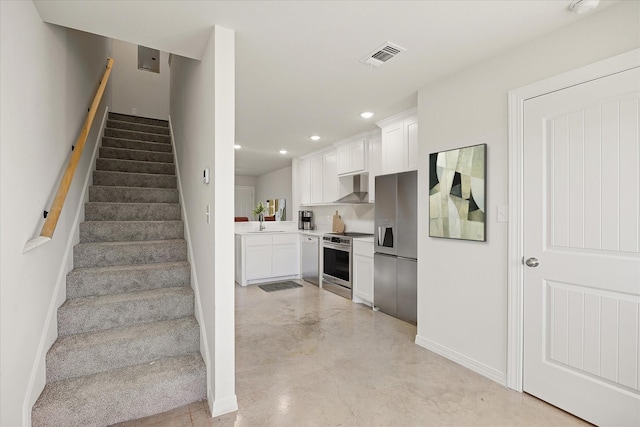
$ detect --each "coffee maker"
[298,210,314,230]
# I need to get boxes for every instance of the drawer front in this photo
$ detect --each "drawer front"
[353,240,374,257]
[272,233,298,245]
[245,235,272,246]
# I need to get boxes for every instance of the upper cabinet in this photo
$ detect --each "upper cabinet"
[298,147,338,206]
[376,108,418,175]
[336,138,366,176]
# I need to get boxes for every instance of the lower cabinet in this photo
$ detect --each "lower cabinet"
[352,239,374,305]
[236,233,300,285]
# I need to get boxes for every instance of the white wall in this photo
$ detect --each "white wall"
[111,39,170,119]
[0,2,111,425]
[169,26,237,416]
[234,175,257,187]
[415,1,640,385]
[255,166,292,218]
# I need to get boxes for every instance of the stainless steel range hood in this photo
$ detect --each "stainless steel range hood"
[334,174,369,204]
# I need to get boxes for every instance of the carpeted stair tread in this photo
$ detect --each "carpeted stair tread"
[84,202,181,221]
[102,136,172,153]
[66,261,190,298]
[31,353,206,427]
[105,128,170,144]
[96,157,175,175]
[99,146,174,164]
[47,318,200,382]
[89,186,179,203]
[73,239,187,268]
[106,119,170,135]
[57,286,194,336]
[108,112,169,128]
[80,220,184,242]
[93,170,177,189]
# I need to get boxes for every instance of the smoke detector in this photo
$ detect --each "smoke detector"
[569,0,600,15]
[360,42,406,67]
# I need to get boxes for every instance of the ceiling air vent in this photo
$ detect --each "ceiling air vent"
[360,42,406,67]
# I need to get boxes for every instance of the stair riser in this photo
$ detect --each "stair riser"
[67,262,191,298]
[93,170,177,189]
[32,355,206,427]
[47,320,199,382]
[107,119,170,135]
[96,158,175,175]
[58,288,194,336]
[80,221,184,243]
[105,128,170,144]
[89,186,179,203]
[102,137,172,153]
[73,240,187,268]
[109,112,169,128]
[99,147,174,164]
[84,204,181,221]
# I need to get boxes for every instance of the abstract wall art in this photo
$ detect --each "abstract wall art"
[429,143,486,241]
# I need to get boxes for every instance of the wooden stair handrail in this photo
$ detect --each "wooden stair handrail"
[23,58,114,253]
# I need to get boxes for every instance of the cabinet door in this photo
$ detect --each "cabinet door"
[336,145,350,175]
[245,245,272,280]
[350,139,366,173]
[322,150,338,203]
[272,243,300,277]
[405,119,419,171]
[299,157,311,205]
[381,124,404,174]
[310,154,323,204]
[353,254,374,303]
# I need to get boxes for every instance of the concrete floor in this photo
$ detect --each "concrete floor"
[122,280,589,426]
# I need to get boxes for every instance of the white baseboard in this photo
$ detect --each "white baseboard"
[414,334,506,386]
[210,393,239,417]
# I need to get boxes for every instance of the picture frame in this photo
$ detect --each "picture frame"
[429,143,486,242]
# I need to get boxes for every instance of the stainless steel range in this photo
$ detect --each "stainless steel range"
[322,232,373,299]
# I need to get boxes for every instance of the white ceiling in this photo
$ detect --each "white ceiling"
[34,0,618,176]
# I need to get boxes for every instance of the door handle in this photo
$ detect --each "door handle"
[525,257,539,268]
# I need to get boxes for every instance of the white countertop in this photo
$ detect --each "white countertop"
[353,236,374,243]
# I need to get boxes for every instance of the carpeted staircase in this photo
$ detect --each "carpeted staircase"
[32,113,206,426]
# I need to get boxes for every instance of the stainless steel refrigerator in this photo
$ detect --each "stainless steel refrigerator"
[374,171,417,324]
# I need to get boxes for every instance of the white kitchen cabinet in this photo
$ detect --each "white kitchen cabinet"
[299,148,339,206]
[322,150,338,203]
[299,157,311,205]
[352,239,374,306]
[336,138,366,176]
[272,234,300,277]
[236,232,300,285]
[310,154,323,204]
[377,109,418,174]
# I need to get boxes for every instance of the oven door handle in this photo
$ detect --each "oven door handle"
[323,242,350,252]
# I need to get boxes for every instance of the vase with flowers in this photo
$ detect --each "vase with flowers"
[252,201,267,230]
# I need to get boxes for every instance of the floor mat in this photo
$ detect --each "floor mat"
[258,281,303,292]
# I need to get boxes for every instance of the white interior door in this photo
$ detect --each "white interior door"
[523,67,640,426]
[234,185,255,218]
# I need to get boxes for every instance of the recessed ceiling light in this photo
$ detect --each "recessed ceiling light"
[310,135,320,141]
[569,0,599,15]
[279,150,287,155]
[360,112,375,119]
[234,144,241,149]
